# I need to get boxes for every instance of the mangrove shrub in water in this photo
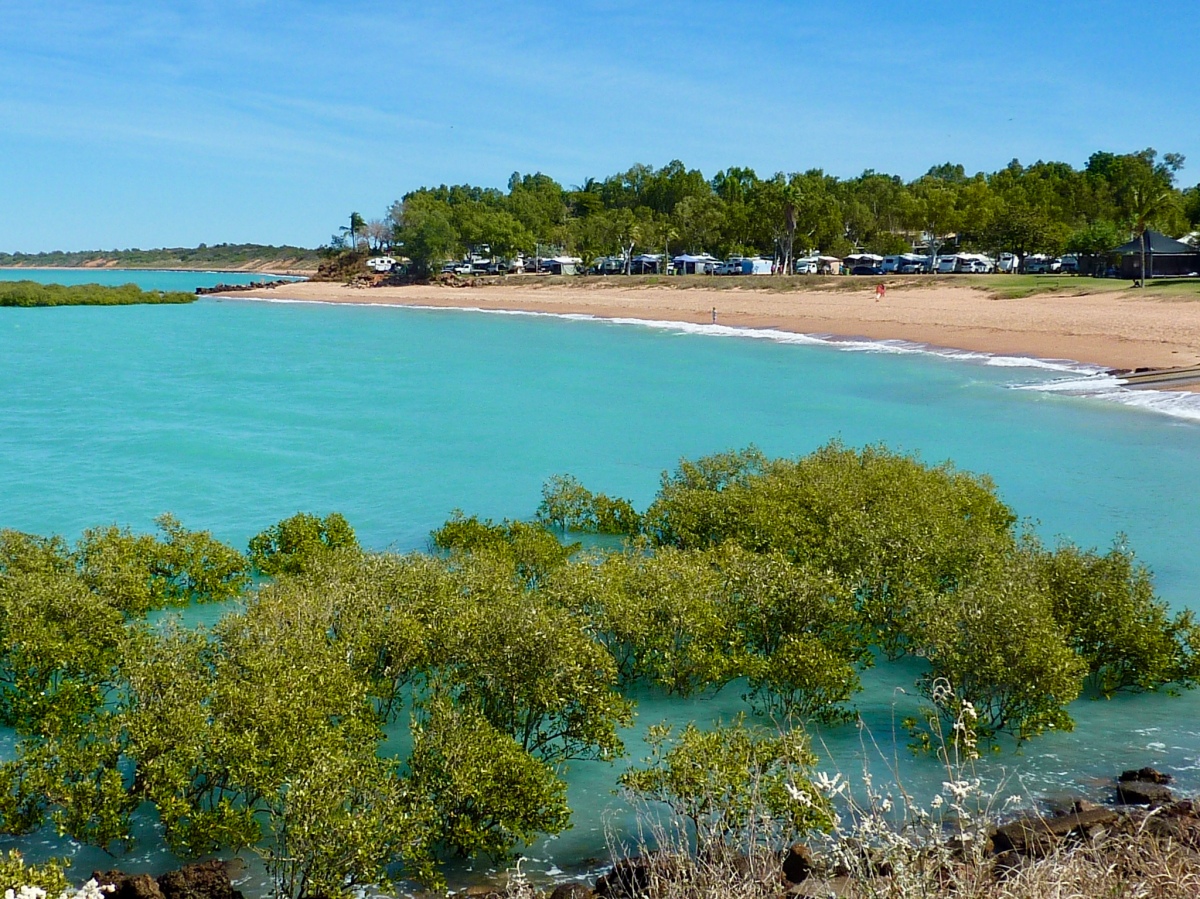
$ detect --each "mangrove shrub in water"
[0,443,1196,896]
[0,281,194,307]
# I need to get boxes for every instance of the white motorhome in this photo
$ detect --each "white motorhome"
[883,254,930,273]
[955,253,995,273]
[366,256,396,273]
[997,252,1019,273]
[935,255,960,274]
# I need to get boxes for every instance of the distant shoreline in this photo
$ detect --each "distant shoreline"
[214,278,1200,377]
[0,264,317,277]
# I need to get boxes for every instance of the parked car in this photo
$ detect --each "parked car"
[850,264,882,276]
[795,260,818,275]
[1059,255,1080,273]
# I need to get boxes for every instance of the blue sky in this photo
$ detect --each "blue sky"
[2,0,1198,252]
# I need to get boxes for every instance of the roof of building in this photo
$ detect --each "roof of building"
[1111,230,1200,255]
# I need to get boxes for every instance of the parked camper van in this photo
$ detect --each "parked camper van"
[936,255,959,274]
[997,253,1019,273]
[366,256,396,273]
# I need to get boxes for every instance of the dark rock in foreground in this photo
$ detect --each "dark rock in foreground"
[95,862,243,899]
[1119,766,1173,784]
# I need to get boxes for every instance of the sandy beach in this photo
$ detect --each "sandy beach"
[218,279,1200,374]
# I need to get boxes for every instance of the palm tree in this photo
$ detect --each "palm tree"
[779,184,802,275]
[340,212,367,253]
[1127,185,1175,286]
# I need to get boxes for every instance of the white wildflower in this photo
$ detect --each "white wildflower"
[813,771,847,797]
[785,782,813,807]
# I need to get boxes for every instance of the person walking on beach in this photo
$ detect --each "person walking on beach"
[711,306,717,324]
[875,282,886,302]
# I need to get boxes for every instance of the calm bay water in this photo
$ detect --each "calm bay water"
[0,268,298,290]
[1,277,1199,886]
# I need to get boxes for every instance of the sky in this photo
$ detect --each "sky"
[1,0,1198,253]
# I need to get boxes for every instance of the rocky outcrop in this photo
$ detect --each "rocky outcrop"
[94,862,243,899]
[1116,765,1175,806]
[781,843,814,884]
[1119,766,1173,785]
[548,883,594,899]
[991,807,1119,855]
[594,855,658,899]
[195,280,295,295]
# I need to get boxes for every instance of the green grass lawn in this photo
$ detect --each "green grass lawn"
[960,274,1200,300]
[468,271,1200,299]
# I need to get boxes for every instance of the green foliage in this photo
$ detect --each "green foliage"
[581,547,748,696]
[0,438,1194,892]
[536,474,642,534]
[376,149,1192,268]
[745,633,861,725]
[0,851,70,896]
[262,750,437,899]
[389,192,460,275]
[1038,540,1200,697]
[0,281,193,307]
[248,512,358,576]
[647,443,1018,660]
[913,551,1087,742]
[619,718,831,853]
[406,692,570,862]
[76,516,247,614]
[431,512,576,589]
[433,576,634,765]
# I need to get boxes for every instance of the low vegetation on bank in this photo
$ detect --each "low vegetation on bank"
[409,269,1200,301]
[0,281,195,307]
[0,243,321,273]
[0,445,1196,897]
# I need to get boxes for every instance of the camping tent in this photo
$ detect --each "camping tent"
[672,253,720,275]
[1110,230,1200,280]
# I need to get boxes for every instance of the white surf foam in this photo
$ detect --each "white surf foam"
[225,295,1200,423]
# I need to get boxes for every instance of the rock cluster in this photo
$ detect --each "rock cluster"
[465,767,1197,899]
[93,862,242,899]
[195,280,291,295]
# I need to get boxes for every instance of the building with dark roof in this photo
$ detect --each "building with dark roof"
[1111,230,1200,280]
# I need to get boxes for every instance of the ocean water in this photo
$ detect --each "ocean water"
[2,280,1200,887]
[0,268,299,291]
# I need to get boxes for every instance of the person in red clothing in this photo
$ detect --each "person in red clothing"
[875,282,886,301]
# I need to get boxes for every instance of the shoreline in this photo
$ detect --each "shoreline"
[214,280,1200,376]
[0,264,316,277]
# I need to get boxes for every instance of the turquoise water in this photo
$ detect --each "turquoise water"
[0,268,299,290]
[2,280,1200,886]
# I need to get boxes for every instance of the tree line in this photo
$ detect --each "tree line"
[0,445,1196,895]
[333,150,1200,275]
[0,245,323,272]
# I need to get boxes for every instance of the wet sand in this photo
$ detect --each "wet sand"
[216,280,1200,373]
